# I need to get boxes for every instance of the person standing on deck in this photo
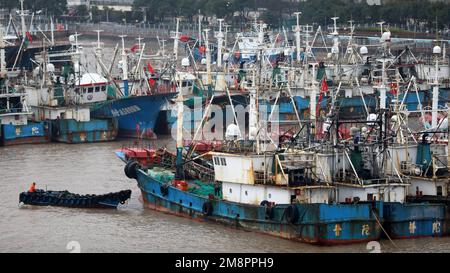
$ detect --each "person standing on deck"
[28,182,36,193]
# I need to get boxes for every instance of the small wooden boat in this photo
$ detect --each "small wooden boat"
[19,190,132,209]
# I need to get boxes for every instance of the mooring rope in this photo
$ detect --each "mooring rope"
[372,210,398,248]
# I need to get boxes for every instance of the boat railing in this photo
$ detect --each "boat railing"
[254,171,276,185]
[0,107,25,114]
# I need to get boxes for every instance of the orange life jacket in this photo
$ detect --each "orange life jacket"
[28,184,36,193]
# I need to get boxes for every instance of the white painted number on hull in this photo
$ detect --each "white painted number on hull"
[433,221,441,234]
[362,224,370,236]
[409,221,416,235]
[334,224,342,237]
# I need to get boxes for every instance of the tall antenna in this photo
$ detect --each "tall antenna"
[94,29,103,74]
[20,0,27,39]
[119,35,129,97]
[294,12,302,63]
[216,19,224,68]
[331,17,339,36]
[377,21,385,36]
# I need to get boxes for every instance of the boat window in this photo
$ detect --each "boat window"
[95,86,101,92]
[74,88,80,93]
[102,86,107,92]
[88,87,94,93]
[245,191,248,196]
[214,157,220,165]
[220,158,227,166]
[437,186,443,196]
[367,193,374,201]
[229,188,232,194]
[182,81,188,87]
[268,193,272,199]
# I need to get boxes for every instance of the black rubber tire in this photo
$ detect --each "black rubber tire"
[160,185,169,196]
[124,162,132,178]
[125,161,140,179]
[260,200,274,219]
[202,201,213,216]
[285,205,299,224]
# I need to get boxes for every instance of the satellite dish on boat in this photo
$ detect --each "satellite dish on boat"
[47,63,55,73]
[381,31,391,42]
[433,46,442,55]
[33,67,41,77]
[367,113,378,126]
[181,57,190,67]
[69,35,76,45]
[360,46,368,55]
[226,124,241,140]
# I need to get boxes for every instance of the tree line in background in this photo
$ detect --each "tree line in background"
[0,0,448,29]
[0,0,67,17]
[132,0,450,28]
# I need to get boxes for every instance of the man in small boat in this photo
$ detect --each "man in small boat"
[28,182,36,193]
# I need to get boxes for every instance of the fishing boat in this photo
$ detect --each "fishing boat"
[0,25,50,146]
[115,81,385,246]
[19,189,132,209]
[24,35,118,144]
[88,34,177,139]
[0,87,50,146]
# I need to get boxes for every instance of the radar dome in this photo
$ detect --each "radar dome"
[381,31,391,42]
[47,63,55,73]
[181,57,190,67]
[225,124,241,140]
[360,46,368,55]
[69,35,76,44]
[433,46,442,55]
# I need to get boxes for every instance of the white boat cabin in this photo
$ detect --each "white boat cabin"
[73,73,109,104]
[387,143,450,198]
[0,93,29,126]
[211,152,334,206]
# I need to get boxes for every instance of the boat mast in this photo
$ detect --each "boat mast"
[173,17,180,63]
[198,11,202,46]
[432,45,442,129]
[204,29,212,86]
[216,19,224,69]
[50,17,54,46]
[20,0,27,39]
[294,12,302,63]
[119,35,129,97]
[0,23,6,76]
[175,78,184,179]
[94,29,103,75]
[310,63,319,137]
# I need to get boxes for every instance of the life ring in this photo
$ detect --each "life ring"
[125,161,140,179]
[260,200,274,219]
[160,184,169,196]
[202,201,213,216]
[284,205,299,224]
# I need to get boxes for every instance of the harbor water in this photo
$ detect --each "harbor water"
[1,140,450,253]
